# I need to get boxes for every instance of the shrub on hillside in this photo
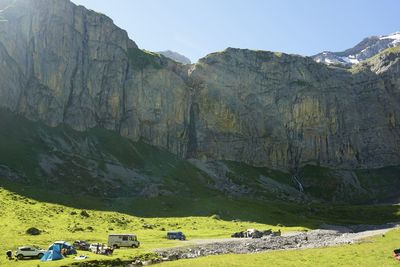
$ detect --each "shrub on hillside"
[142,223,154,229]
[80,210,90,217]
[68,225,84,232]
[26,227,41,235]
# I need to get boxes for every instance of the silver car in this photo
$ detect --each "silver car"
[15,246,46,260]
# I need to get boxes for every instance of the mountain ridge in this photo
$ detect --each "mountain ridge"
[312,32,400,65]
[157,50,192,64]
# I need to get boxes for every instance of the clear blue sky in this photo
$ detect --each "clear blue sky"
[71,0,400,62]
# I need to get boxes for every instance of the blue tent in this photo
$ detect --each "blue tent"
[48,241,77,255]
[41,244,63,261]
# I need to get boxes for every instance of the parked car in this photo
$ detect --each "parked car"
[167,231,186,240]
[107,234,140,248]
[73,240,90,251]
[15,246,46,260]
[89,243,101,253]
[88,243,114,255]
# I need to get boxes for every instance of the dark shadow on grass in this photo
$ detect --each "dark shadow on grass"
[1,178,400,229]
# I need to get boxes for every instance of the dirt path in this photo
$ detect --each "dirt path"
[339,227,393,242]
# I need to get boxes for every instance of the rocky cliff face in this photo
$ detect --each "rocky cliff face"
[0,0,399,172]
[0,0,191,157]
[189,48,400,169]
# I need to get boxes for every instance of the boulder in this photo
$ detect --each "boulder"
[26,227,41,235]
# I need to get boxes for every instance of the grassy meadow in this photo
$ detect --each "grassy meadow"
[0,186,400,267]
[0,186,307,267]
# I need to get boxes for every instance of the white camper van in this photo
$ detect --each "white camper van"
[107,234,140,248]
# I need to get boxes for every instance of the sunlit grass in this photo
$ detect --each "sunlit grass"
[0,187,305,267]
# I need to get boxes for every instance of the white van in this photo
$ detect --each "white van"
[107,234,140,248]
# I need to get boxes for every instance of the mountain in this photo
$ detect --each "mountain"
[313,32,400,65]
[158,50,192,64]
[0,0,399,203]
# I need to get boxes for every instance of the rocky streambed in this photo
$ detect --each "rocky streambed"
[129,223,398,266]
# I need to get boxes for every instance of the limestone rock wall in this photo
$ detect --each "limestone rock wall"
[0,0,191,156]
[189,48,400,169]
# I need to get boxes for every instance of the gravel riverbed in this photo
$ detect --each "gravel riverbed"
[154,223,399,261]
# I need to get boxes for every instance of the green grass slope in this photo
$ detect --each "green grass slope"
[0,187,307,267]
[0,188,400,267]
[0,186,400,267]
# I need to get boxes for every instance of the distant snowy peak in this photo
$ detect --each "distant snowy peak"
[313,32,400,65]
[313,52,360,65]
[157,50,191,65]
[380,32,400,41]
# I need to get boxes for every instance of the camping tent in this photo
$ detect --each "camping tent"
[49,241,77,255]
[41,244,63,261]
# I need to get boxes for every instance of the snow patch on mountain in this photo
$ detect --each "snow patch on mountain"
[380,32,400,41]
[313,32,400,66]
